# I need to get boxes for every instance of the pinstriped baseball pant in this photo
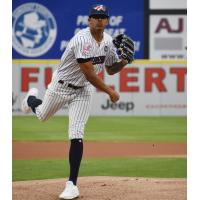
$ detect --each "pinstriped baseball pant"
[35,76,94,139]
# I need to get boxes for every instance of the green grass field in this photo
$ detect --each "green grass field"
[13,116,187,181]
[13,158,186,181]
[13,116,186,142]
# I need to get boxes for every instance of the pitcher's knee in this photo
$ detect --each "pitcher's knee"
[38,115,49,122]
[36,109,51,122]
[69,122,85,139]
[69,132,84,140]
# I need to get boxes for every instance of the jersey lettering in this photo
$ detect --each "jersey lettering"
[92,56,106,65]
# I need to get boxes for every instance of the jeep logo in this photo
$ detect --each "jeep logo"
[101,99,134,112]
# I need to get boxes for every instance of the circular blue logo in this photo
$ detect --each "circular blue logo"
[12,3,57,57]
[104,45,108,52]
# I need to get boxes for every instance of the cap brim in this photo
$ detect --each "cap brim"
[89,14,109,18]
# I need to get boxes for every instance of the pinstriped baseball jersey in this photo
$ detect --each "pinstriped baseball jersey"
[57,27,120,86]
[34,27,120,139]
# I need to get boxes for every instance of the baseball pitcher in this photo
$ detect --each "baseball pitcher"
[21,4,135,199]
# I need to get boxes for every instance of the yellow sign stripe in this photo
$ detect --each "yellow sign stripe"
[12,59,60,65]
[12,59,187,65]
[133,60,187,65]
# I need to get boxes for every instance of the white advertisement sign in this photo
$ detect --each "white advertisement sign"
[150,0,187,9]
[12,60,187,116]
[150,15,187,59]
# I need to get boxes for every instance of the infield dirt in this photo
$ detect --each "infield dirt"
[13,141,186,159]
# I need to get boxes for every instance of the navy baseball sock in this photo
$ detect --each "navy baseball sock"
[27,96,42,113]
[69,138,83,185]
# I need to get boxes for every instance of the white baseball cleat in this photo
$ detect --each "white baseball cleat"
[59,181,79,199]
[21,88,39,113]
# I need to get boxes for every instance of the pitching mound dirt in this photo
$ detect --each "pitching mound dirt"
[13,176,186,200]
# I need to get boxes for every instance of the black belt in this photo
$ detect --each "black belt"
[58,80,83,90]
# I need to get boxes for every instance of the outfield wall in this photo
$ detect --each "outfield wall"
[12,60,186,116]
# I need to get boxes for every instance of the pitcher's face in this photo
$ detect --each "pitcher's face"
[88,15,109,31]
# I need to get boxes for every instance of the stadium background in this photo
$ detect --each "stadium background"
[12,0,187,199]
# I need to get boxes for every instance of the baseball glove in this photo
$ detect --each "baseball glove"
[113,34,135,63]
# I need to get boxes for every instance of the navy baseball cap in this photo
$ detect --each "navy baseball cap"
[89,4,109,18]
